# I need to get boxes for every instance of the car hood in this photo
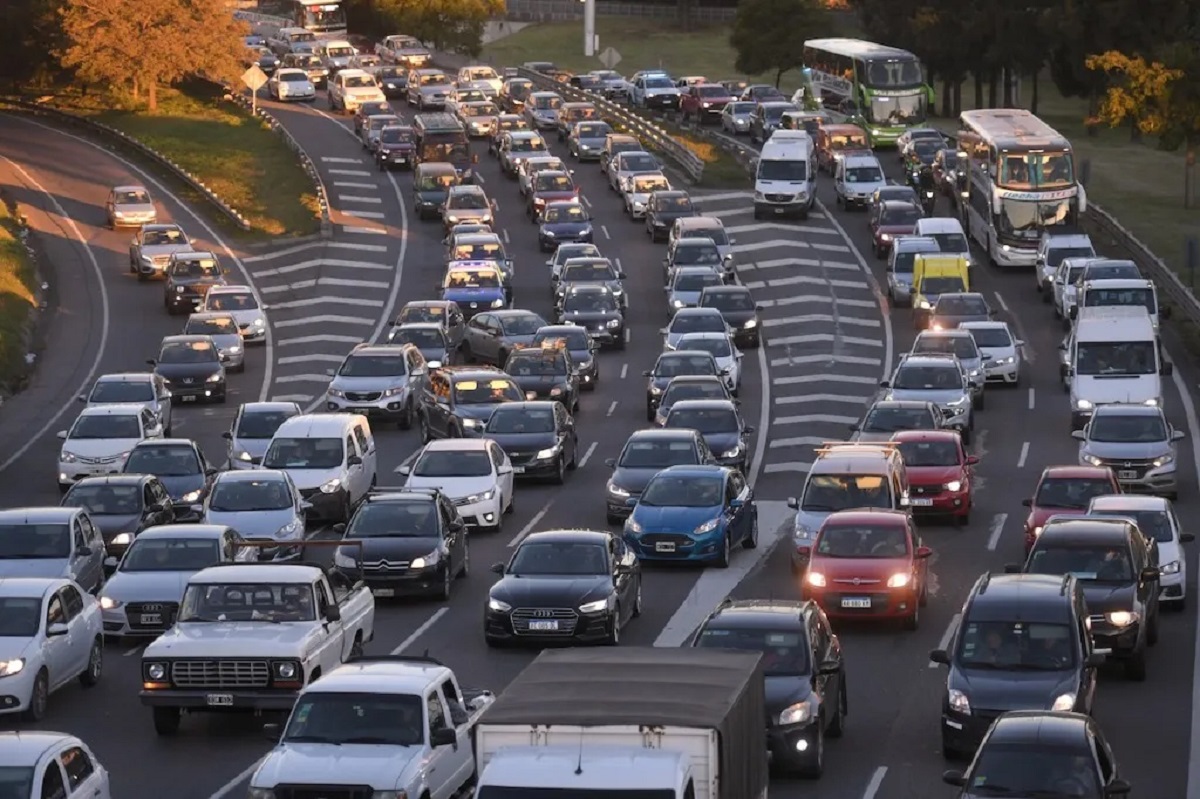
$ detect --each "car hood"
[853,431,897,444]
[670,289,704,306]
[255,744,420,788]
[232,437,272,460]
[716,308,754,326]
[204,508,297,538]
[876,224,917,236]
[405,474,495,500]
[328,376,405,393]
[951,667,1078,712]
[886,388,966,406]
[416,188,449,202]
[91,513,144,536]
[577,136,607,148]
[512,375,569,392]
[455,404,504,424]
[1072,375,1161,405]
[611,466,670,495]
[170,277,225,291]
[653,209,693,224]
[273,467,342,492]
[701,431,742,454]
[542,221,590,234]
[61,438,142,458]
[146,621,325,658]
[220,308,267,328]
[1082,441,1171,461]
[207,333,242,352]
[490,575,612,606]
[379,141,415,152]
[157,474,206,499]
[629,504,720,532]
[486,431,557,452]
[138,244,192,258]
[844,180,887,196]
[359,536,441,561]
[534,190,578,203]
[103,570,197,603]
[930,313,989,328]
[1079,581,1136,614]
[764,675,812,716]
[155,362,222,380]
[812,556,907,583]
[906,465,965,486]
[0,559,70,579]
[346,87,386,100]
[978,346,1016,364]
[115,203,157,216]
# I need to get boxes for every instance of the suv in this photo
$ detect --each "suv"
[880,353,974,444]
[1088,494,1193,608]
[503,343,580,411]
[1014,516,1160,681]
[911,330,986,407]
[324,343,429,429]
[929,572,1102,758]
[1072,404,1184,497]
[419,367,524,440]
[163,252,228,315]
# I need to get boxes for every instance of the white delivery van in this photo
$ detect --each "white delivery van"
[753,136,816,220]
[766,129,815,158]
[1072,278,1165,333]
[833,152,886,210]
[261,413,378,522]
[914,217,971,266]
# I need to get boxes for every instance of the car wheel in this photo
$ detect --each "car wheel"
[799,719,824,778]
[398,398,414,430]
[551,455,566,485]
[459,544,470,578]
[153,706,181,736]
[419,414,432,444]
[436,565,452,600]
[715,532,730,568]
[744,513,758,549]
[903,601,920,631]
[22,669,49,722]
[827,684,846,738]
[79,638,103,687]
[605,606,621,645]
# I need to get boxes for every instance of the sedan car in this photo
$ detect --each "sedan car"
[386,322,453,367]
[608,150,663,194]
[664,237,730,284]
[400,438,514,532]
[644,350,726,421]
[661,399,753,473]
[537,201,593,252]
[182,312,244,372]
[911,329,986,406]
[390,300,465,349]
[546,242,602,282]
[960,321,1023,385]
[879,354,974,444]
[850,400,942,443]
[499,131,551,176]
[645,190,696,242]
[199,284,269,345]
[517,155,568,197]
[698,286,761,348]
[604,428,713,523]
[78,372,172,435]
[147,335,227,404]
[223,401,302,470]
[353,100,394,135]
[528,171,579,220]
[163,251,228,316]
[106,185,156,229]
[662,306,729,350]
[667,267,725,316]
[60,474,175,569]
[442,184,495,231]
[554,285,626,350]
[895,127,946,160]
[929,292,995,330]
[1020,465,1123,555]
[567,120,613,161]
[720,101,755,135]
[460,309,547,366]
[869,200,923,259]
[128,223,192,281]
[652,375,733,426]
[555,257,626,308]
[458,100,500,137]
[672,332,742,394]
[120,438,217,519]
[622,173,671,219]
[892,429,977,524]
[359,113,402,152]
[418,367,524,440]
[482,401,578,483]
[203,470,308,559]
[489,114,529,155]
[267,68,316,101]
[56,404,160,489]
[532,324,599,388]
[504,344,580,411]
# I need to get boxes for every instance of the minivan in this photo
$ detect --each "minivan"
[261,413,378,522]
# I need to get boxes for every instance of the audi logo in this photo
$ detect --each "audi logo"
[142,604,164,612]
[533,610,553,618]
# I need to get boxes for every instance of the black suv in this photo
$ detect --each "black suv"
[419,366,525,439]
[929,572,1102,759]
[503,344,580,412]
[1012,516,1160,681]
[645,190,696,242]
[332,487,468,600]
[692,599,845,778]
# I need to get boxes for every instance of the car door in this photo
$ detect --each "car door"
[352,422,376,498]
[808,614,838,727]
[555,403,576,462]
[610,537,634,620]
[464,314,492,360]
[35,755,69,799]
[82,516,105,588]
[437,678,476,791]
[489,442,514,503]
[60,742,110,799]
[729,470,752,541]
[154,376,173,429]
[1075,595,1098,711]
[425,688,460,799]
[42,591,73,690]
[344,432,365,503]
[426,373,452,436]
[445,305,465,347]
[151,479,176,523]
[722,474,746,541]
[68,519,94,590]
[141,408,159,439]
[58,585,92,677]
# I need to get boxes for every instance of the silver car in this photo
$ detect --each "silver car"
[183,312,245,372]
[662,307,729,350]
[720,101,755,135]
[887,236,940,308]
[200,284,269,345]
[79,372,173,435]
[0,507,106,593]
[128,223,192,280]
[386,322,453,367]
[106,185,156,228]
[670,216,736,265]
[360,114,402,152]
[554,257,627,309]
[324,343,428,427]
[203,470,308,558]
[960,321,1023,385]
[910,329,985,406]
[880,353,975,444]
[851,400,942,443]
[518,156,567,197]
[459,100,500,137]
[609,151,663,193]
[622,172,671,219]
[546,243,602,282]
[224,401,302,470]
[1073,404,1185,498]
[667,267,724,316]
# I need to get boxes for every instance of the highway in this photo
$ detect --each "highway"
[0,70,1197,798]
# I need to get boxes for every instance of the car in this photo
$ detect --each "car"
[741,84,786,102]
[662,306,729,350]
[834,152,887,210]
[1020,465,1123,555]
[567,120,613,160]
[498,76,534,113]
[880,353,974,444]
[56,404,162,490]
[503,343,580,411]
[223,401,303,470]
[106,184,156,228]
[869,200,923,258]
[0,579,103,722]
[652,375,733,426]
[608,150,662,194]
[323,343,429,428]
[664,237,730,285]
[537,201,593,251]
[202,470,308,559]
[749,101,798,145]
[438,262,507,318]
[247,44,279,75]
[489,113,529,155]
[457,100,500,138]
[661,399,754,472]
[1088,494,1194,609]
[128,223,192,281]
[400,438,514,532]
[259,413,378,523]
[680,83,733,123]
[644,350,726,421]
[78,372,172,435]
[604,428,714,523]
[928,292,994,330]
[621,172,671,219]
[691,599,846,777]
[670,215,736,263]
[850,399,942,443]
[280,51,329,88]
[870,183,921,209]
[885,235,939,309]
[445,231,510,267]
[182,312,244,372]
[932,148,966,200]
[460,309,548,366]
[330,68,386,114]
[419,366,524,439]
[1016,516,1159,680]
[555,101,598,141]
[458,63,502,92]
[352,100,395,135]
[516,155,568,197]
[720,100,755,135]
[1037,231,1097,297]
[523,91,564,130]
[802,509,931,628]
[911,329,986,406]
[672,331,742,394]
[373,64,408,98]
[60,474,176,568]
[267,67,316,101]
[532,324,599,388]
[698,286,760,348]
[644,190,696,242]
[482,400,579,483]
[528,170,579,219]
[959,321,1022,385]
[895,127,945,159]
[121,438,217,519]
[386,322,454,367]
[442,184,496,232]
[0,508,107,593]
[599,134,642,176]
[667,267,725,316]
[1072,403,1184,497]
[359,113,402,152]
[941,711,1131,798]
[629,73,681,110]
[1052,257,1093,320]
[545,242,602,282]
[147,335,227,404]
[498,131,550,176]
[163,251,228,316]
[199,284,269,345]
[412,161,459,219]
[892,429,977,524]
[554,257,626,308]
[405,68,453,110]
[390,300,466,349]
[0,731,113,796]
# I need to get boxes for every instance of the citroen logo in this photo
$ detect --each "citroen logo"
[851,578,861,586]
[533,610,552,618]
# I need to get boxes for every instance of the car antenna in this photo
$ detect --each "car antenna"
[575,728,585,775]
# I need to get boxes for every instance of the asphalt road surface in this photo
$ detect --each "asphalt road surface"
[1,79,1198,799]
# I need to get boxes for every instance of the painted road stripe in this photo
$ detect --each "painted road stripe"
[702,207,754,219]
[763,462,813,474]
[343,211,386,219]
[691,191,752,203]
[329,242,388,253]
[775,393,871,406]
[274,315,373,328]
[770,353,880,368]
[253,259,392,277]
[773,413,858,425]
[744,257,857,272]
[732,239,808,253]
[762,314,880,328]
[333,181,377,188]
[328,169,372,176]
[275,374,335,384]
[759,295,878,309]
[811,242,851,253]
[321,157,363,163]
[270,394,313,403]
[769,435,832,448]
[277,334,363,346]
[241,240,388,263]
[271,297,385,310]
[277,354,347,365]
[260,278,389,295]
[725,222,839,236]
[743,275,871,291]
[338,195,383,204]
[341,226,386,234]
[769,333,883,348]
[772,374,880,387]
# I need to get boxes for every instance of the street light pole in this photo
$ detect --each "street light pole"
[583,0,596,57]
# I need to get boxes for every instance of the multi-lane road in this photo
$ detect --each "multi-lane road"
[1,69,1199,799]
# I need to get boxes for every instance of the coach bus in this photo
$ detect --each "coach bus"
[956,108,1086,269]
[800,38,933,146]
[290,0,346,36]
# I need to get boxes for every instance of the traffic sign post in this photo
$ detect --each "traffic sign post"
[583,0,596,57]
[241,65,269,115]
[598,46,622,70]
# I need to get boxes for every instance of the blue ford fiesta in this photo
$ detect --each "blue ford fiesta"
[439,261,507,319]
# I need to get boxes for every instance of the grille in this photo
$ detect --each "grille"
[178,377,196,385]
[344,391,382,402]
[78,454,120,465]
[507,452,536,466]
[765,193,793,202]
[275,787,374,799]
[1102,458,1154,477]
[171,659,270,688]
[126,602,178,631]
[452,496,475,506]
[911,485,940,496]
[641,533,693,548]
[512,607,579,634]
[362,559,411,572]
[831,577,882,585]
[152,256,170,266]
[1089,614,1107,626]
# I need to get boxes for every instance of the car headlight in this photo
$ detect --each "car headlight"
[274,661,300,680]
[0,658,25,679]
[382,386,407,398]
[1051,692,1076,712]
[778,702,811,725]
[744,319,758,328]
[606,318,621,329]
[996,356,1015,365]
[427,360,442,369]
[1033,526,1044,538]
[1153,454,1175,467]
[1075,399,1093,410]
[695,517,720,534]
[146,662,166,681]
[887,572,910,588]
[488,598,511,612]
[945,480,963,492]
[721,446,743,459]
[607,482,630,497]
[482,214,492,223]
[319,478,342,494]
[463,488,496,503]
[579,597,612,614]
[549,387,564,397]
[99,596,123,610]
[328,388,346,399]
[649,386,662,395]
[60,450,78,463]
[1082,453,1104,466]
[1162,560,1182,575]
[462,418,481,428]
[333,549,357,568]
[672,299,685,308]
[881,233,892,241]
[806,571,826,587]
[179,490,202,503]
[446,215,459,223]
[948,689,970,715]
[411,550,440,569]
[176,286,185,293]
[276,519,303,539]
[1144,398,1159,407]
[111,533,133,546]
[535,446,559,460]
[235,450,254,462]
[917,300,931,309]
[206,372,224,383]
[490,298,505,308]
[1107,611,1137,627]
[626,517,644,533]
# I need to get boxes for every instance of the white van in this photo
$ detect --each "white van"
[766,129,814,158]
[753,135,816,220]
[914,217,971,266]
[834,152,886,210]
[261,413,378,522]
[1062,306,1170,430]
[1073,278,1164,333]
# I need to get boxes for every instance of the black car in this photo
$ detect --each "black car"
[419,366,524,439]
[698,286,762,348]
[484,529,642,647]
[662,399,754,473]
[387,322,454,367]
[148,335,228,403]
[643,350,724,421]
[664,237,730,284]
[652,375,733,426]
[61,474,175,568]
[1012,517,1160,681]
[692,599,846,777]
[482,401,578,483]
[120,439,218,521]
[553,257,627,309]
[929,572,1102,759]
[603,428,714,523]
[375,65,409,99]
[375,124,416,171]
[503,345,580,412]
[332,487,468,600]
[645,190,696,242]
[943,711,1131,798]
[554,285,625,350]
[532,324,599,389]
[929,292,994,330]
[163,252,229,315]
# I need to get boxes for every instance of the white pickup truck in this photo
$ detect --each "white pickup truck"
[249,656,494,799]
[376,34,432,67]
[139,562,375,735]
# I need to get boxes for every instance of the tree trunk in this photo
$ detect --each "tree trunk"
[953,80,963,116]
[148,81,157,112]
[974,74,984,109]
[987,71,998,107]
[1030,70,1040,114]
[1002,68,1014,107]
[774,68,783,89]
[941,78,952,118]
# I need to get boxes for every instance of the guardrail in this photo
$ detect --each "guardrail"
[0,96,253,230]
[233,10,291,28]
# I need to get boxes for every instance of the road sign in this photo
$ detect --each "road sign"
[598,47,621,70]
[241,65,269,92]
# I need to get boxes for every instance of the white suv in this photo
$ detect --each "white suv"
[329,68,386,114]
[834,153,886,210]
[401,439,514,532]
[57,404,162,489]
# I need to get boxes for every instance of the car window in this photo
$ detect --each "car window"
[72,521,88,553]
[353,425,370,454]
[40,762,67,799]
[60,747,95,791]
[427,691,447,730]
[46,593,64,626]
[60,586,84,620]
[490,443,505,468]
[345,434,357,459]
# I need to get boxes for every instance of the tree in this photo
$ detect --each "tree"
[0,0,64,91]
[1085,50,1183,140]
[730,0,833,88]
[59,0,248,111]
[365,0,502,55]
[1158,39,1200,147]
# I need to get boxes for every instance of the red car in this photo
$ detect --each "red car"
[869,200,923,259]
[1022,466,1121,554]
[801,509,932,629]
[891,430,977,524]
[527,170,578,219]
[680,83,734,124]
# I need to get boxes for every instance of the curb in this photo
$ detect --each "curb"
[0,189,48,403]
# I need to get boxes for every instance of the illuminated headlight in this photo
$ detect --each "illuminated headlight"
[672,300,685,308]
[917,300,931,309]
[179,490,202,503]
[649,386,662,395]
[488,598,511,612]
[578,597,612,613]
[1144,398,1160,407]
[948,689,970,715]
[1075,399,1093,410]
[146,662,166,681]
[702,102,711,108]
[607,482,630,497]
[721,446,743,459]
[524,390,537,400]
[633,202,645,211]
[490,298,505,308]
[1082,453,1104,466]
[881,234,892,242]
[1107,611,1137,627]
[806,571,825,586]
[206,372,224,383]
[549,387,564,397]
[580,145,590,150]
[535,446,560,460]
[744,319,758,328]
[481,214,492,223]
[606,318,621,329]
[626,517,644,533]
[1161,560,1182,575]
[60,450,78,463]
[580,226,593,236]
[794,525,814,541]
[273,661,299,679]
[446,215,459,223]
[411,550,440,569]
[319,478,342,494]
[887,573,910,588]
[945,480,963,492]
[968,369,982,379]
[463,488,496,503]
[1051,693,1076,712]
[778,702,811,725]
[427,360,442,369]
[176,286,185,293]
[1033,526,1044,538]
[462,418,481,428]
[111,533,133,546]
[276,519,303,539]
[996,356,1015,365]
[253,317,266,327]
[1153,454,1175,467]
[99,596,123,610]
[227,346,242,355]
[382,386,407,398]
[695,518,720,534]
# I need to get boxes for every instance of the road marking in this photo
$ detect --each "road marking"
[724,222,839,237]
[391,607,449,655]
[1017,441,1030,468]
[619,363,628,379]
[987,513,1008,551]
[624,328,631,344]
[277,334,363,346]
[606,401,618,416]
[811,242,851,253]
[732,239,810,253]
[769,435,830,448]
[930,613,962,667]
[702,206,754,218]
[614,257,623,272]
[742,257,858,273]
[772,374,879,387]
[508,503,554,547]
[338,195,383,204]
[775,393,871,406]
[333,181,376,188]
[994,291,1011,313]
[762,314,880,329]
[580,194,592,208]
[321,156,362,163]
[601,224,610,239]
[763,461,813,473]
[327,169,372,176]
[271,297,385,310]
[342,226,387,234]
[774,413,858,425]
[771,353,880,368]
[863,767,888,799]
[253,259,392,277]
[343,211,386,219]
[270,394,313,402]
[579,441,598,468]
[1170,357,1200,797]
[209,756,268,799]
[769,333,882,348]
[277,354,347,365]
[275,374,334,384]
[261,277,391,295]
[743,275,872,292]
[1028,387,1036,409]
[475,173,486,185]
[502,229,510,244]
[691,190,753,203]
[275,315,373,328]
[122,644,145,658]
[247,241,394,263]
[759,294,876,309]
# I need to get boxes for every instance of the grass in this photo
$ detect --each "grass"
[49,80,321,240]
[0,196,39,396]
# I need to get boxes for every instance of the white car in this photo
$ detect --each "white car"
[672,331,742,394]
[0,578,103,721]
[960,321,1023,385]
[201,284,269,345]
[517,155,567,197]
[1053,257,1091,321]
[401,439,514,532]
[268,68,316,101]
[79,372,173,435]
[57,404,162,489]
[329,68,386,114]
[0,731,111,798]
[458,64,502,93]
[1087,494,1192,608]
[622,173,671,219]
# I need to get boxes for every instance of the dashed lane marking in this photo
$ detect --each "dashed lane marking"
[774,413,858,426]
[277,334,362,346]
[327,169,372,176]
[759,295,877,309]
[244,242,390,263]
[770,435,833,448]
[508,503,554,547]
[863,767,889,799]
[768,333,883,348]
[270,297,385,310]
[1028,387,1036,409]
[343,211,386,219]
[619,364,628,379]
[987,513,1008,551]
[391,607,449,655]
[274,315,373,328]
[1017,441,1030,468]
[606,401,618,416]
[338,195,383,204]
[931,614,962,667]
[270,394,312,403]
[691,190,753,203]
[994,291,1011,313]
[278,354,347,365]
[579,441,598,468]
[762,314,880,329]
[276,374,335,384]
[321,156,362,163]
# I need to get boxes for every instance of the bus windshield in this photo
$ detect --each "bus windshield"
[300,3,345,32]
[862,58,925,89]
[997,151,1075,189]
[996,197,1075,243]
[866,91,926,126]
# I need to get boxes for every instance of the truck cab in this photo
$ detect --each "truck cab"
[911,254,970,329]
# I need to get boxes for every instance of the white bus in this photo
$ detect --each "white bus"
[956,109,1086,269]
[291,0,346,37]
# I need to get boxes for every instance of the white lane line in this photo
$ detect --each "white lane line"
[749,338,772,490]
[1017,441,1030,468]
[1172,356,1200,797]
[614,257,623,272]
[333,181,376,188]
[771,354,881,368]
[329,242,388,253]
[601,224,610,239]
[278,354,347,365]
[759,294,876,309]
[277,334,362,346]
[343,226,386,235]
[700,206,754,218]
[624,328,631,344]
[122,644,145,658]
[338,195,383,204]
[862,767,888,799]
[776,393,871,406]
[743,275,871,292]
[475,173,486,185]
[930,613,962,667]
[508,503,554,547]
[994,291,1011,313]
[763,461,812,474]
[502,229,510,244]
[276,374,335,384]
[762,314,880,329]
[271,297,385,310]
[811,242,851,253]
[578,442,598,468]
[343,211,386,219]
[769,436,828,448]
[606,401,618,416]
[741,257,858,273]
[732,239,810,253]
[262,277,391,294]
[770,333,882,348]
[327,168,372,176]
[987,513,1008,551]
[1028,387,1036,410]
[391,607,449,655]
[619,364,628,379]
[692,190,753,203]
[725,222,840,237]
[209,756,268,799]
[271,394,313,402]
[580,194,592,208]
[254,259,392,277]
[242,241,388,263]
[773,374,879,387]
[774,413,858,425]
[275,315,373,328]
[321,156,362,163]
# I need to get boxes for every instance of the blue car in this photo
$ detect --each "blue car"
[537,200,593,252]
[624,464,757,567]
[439,261,508,319]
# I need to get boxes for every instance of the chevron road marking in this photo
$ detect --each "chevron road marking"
[274,314,374,328]
[770,353,881,368]
[328,169,372,176]
[276,374,334,384]
[759,295,878,309]
[725,222,839,236]
[691,191,752,203]
[742,257,858,272]
[732,239,809,254]
[762,314,881,328]
[270,297,386,310]
[270,394,313,402]
[772,374,881,387]
[338,195,383,204]
[769,332,883,348]
[276,334,363,346]
[770,436,835,448]
[277,354,348,365]
[342,226,387,235]
[775,393,872,406]
[344,211,386,219]
[252,260,392,278]
[744,275,872,291]
[763,462,814,474]
[773,413,859,425]
[333,181,377,188]
[261,277,390,295]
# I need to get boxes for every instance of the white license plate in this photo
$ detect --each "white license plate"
[206,693,234,706]
[841,597,872,609]
[529,620,559,631]
[182,395,198,403]
[655,542,677,553]
[512,466,525,474]
[773,208,785,215]
[1119,470,1138,479]
[911,498,935,506]
[140,613,162,625]
[373,588,395,597]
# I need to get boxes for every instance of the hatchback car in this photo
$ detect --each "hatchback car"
[645,190,696,242]
[200,284,269,345]
[106,185,156,228]
[147,335,227,404]
[880,354,974,444]
[1088,493,1193,609]
[120,439,217,519]
[1020,465,1122,554]
[662,399,754,473]
[537,201,593,251]
[850,400,942,443]
[911,329,986,406]
[653,375,733,426]
[482,400,579,483]
[604,428,714,523]
[892,429,977,524]
[869,200,923,259]
[554,285,626,349]
[79,372,172,435]
[182,312,244,372]
[644,350,726,421]
[163,252,228,315]
[667,267,725,316]
[400,438,514,532]
[662,306,729,350]
[567,120,612,160]
[223,401,303,470]
[960,321,1022,385]
[929,292,994,330]
[128,223,192,281]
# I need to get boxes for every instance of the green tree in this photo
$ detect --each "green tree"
[1085,50,1183,140]
[730,0,833,88]
[1158,39,1200,147]
[59,0,248,111]
[0,0,64,92]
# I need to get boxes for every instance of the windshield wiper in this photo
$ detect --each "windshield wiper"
[342,736,410,745]
[801,504,836,511]
[285,735,340,745]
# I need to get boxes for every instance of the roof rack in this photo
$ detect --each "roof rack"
[366,486,439,498]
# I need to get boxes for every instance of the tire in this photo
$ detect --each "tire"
[459,544,470,578]
[551,455,566,485]
[974,392,986,411]
[826,684,847,738]
[436,565,452,601]
[420,414,433,444]
[632,577,643,617]
[79,638,103,687]
[153,706,182,736]
[398,398,414,430]
[349,635,364,659]
[903,602,920,631]
[460,342,474,363]
[1125,647,1147,681]
[1148,610,1159,646]
[605,606,621,645]
[799,719,824,778]
[22,670,49,722]
[714,532,731,568]
[743,513,758,549]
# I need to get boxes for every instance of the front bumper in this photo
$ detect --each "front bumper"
[841,193,871,209]
[162,378,225,402]
[539,229,592,250]
[731,325,760,347]
[137,257,171,276]
[982,359,1019,383]
[606,490,638,519]
[641,94,680,109]
[451,497,503,528]
[325,393,412,418]
[1090,461,1177,495]
[754,196,811,217]
[299,486,348,520]
[337,564,448,597]
[625,530,726,562]
[1091,623,1141,658]
[907,485,971,516]
[767,720,823,768]
[58,461,124,487]
[509,452,564,478]
[166,291,206,313]
[101,602,179,638]
[140,688,298,712]
[802,585,919,620]
[0,667,38,715]
[239,322,267,342]
[485,607,612,644]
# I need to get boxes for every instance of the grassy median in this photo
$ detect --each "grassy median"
[0,197,39,395]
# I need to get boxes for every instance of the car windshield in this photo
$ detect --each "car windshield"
[453,241,503,260]
[450,191,489,209]
[846,166,883,183]
[262,437,344,470]
[655,354,717,376]
[935,296,988,316]
[417,73,447,86]
[675,272,723,292]
[898,439,960,467]
[564,292,618,312]
[209,479,293,512]
[1090,509,1173,543]
[968,744,1102,796]
[116,190,150,204]
[1034,478,1114,509]
[816,524,909,557]
[69,413,141,439]
[662,382,726,406]
[62,483,143,514]
[1075,341,1157,376]
[142,228,186,246]
[577,123,608,138]
[956,620,1077,670]
[445,270,500,289]
[914,335,978,360]
[236,410,296,439]
[453,378,522,404]
[633,176,669,193]
[665,408,738,435]
[413,450,492,477]
[0,524,70,559]
[284,692,424,746]
[89,380,153,403]
[499,314,545,335]
[464,103,498,116]
[892,248,935,275]
[677,337,732,358]
[1047,246,1094,268]
[1081,264,1139,283]
[344,75,376,88]
[398,305,445,324]
[544,205,586,223]
[159,341,218,364]
[487,407,555,433]
[532,95,562,110]
[509,136,545,153]
[863,407,935,432]
[893,365,961,390]
[380,128,413,145]
[535,174,573,191]
[701,291,754,312]
[339,354,406,378]
[682,226,729,246]
[1029,542,1137,582]
[1084,287,1155,314]
[125,444,200,475]
[377,66,404,78]
[508,354,565,376]
[619,440,699,468]
[563,264,615,282]
[623,154,658,172]
[508,540,608,575]
[965,326,1012,348]
[280,72,309,83]
[0,602,40,637]
[695,628,809,676]
[419,172,457,190]
[674,245,722,266]
[930,233,969,252]
[1089,413,1168,443]
[368,116,400,131]
[656,196,693,212]
[669,314,726,334]
[391,327,445,349]
[206,292,257,311]
[185,316,238,335]
[881,205,922,226]
[919,277,965,295]
[801,474,892,511]
[347,501,439,538]
[178,582,316,622]
[170,258,220,279]
[640,474,723,507]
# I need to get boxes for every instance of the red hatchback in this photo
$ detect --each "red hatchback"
[892,430,977,524]
[869,200,923,259]
[802,509,932,630]
[1022,466,1121,554]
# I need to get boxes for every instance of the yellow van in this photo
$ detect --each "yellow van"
[912,254,970,330]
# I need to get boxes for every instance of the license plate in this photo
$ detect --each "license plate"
[512,466,525,474]
[529,620,559,631]
[373,588,395,597]
[655,542,677,553]
[206,694,234,706]
[773,208,784,214]
[140,613,162,625]
[841,597,872,609]
[1119,470,1138,479]
[911,498,934,506]
[182,395,198,403]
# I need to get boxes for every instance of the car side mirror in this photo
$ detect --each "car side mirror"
[77,394,87,403]
[147,503,165,513]
[47,623,69,637]
[879,380,889,388]
[1172,429,1186,441]
[965,455,980,465]
[332,523,347,534]
[1071,430,1086,440]
[817,659,840,675]
[324,604,342,622]
[490,562,506,575]
[1105,779,1132,796]
[1085,652,1106,668]
[915,546,932,559]
[1021,498,1033,507]
[642,370,653,376]
[1181,532,1196,543]
[1141,566,1160,582]
[1161,362,1174,376]
[1004,563,1022,574]
[942,771,966,787]
[57,430,68,440]
[397,464,411,476]
[221,431,233,440]
[431,727,457,747]
[786,496,799,510]
[928,649,950,665]
[263,722,282,741]
[617,271,626,278]
[347,455,363,466]
[604,458,617,468]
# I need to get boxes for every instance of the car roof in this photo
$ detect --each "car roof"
[208,284,253,294]
[131,437,194,449]
[140,223,182,232]
[214,469,289,484]
[666,375,725,386]
[898,354,960,368]
[1088,494,1170,512]
[667,399,738,412]
[959,321,1010,331]
[1089,403,1165,418]
[676,237,717,247]
[421,438,493,453]
[1039,465,1114,480]
[77,403,146,417]
[656,464,729,479]
[890,429,961,444]
[315,659,456,696]
[0,578,64,600]
[186,312,237,323]
[523,529,613,545]
[1039,518,1133,544]
[0,732,84,764]
[241,401,302,413]
[273,414,359,437]
[138,524,232,540]
[66,474,151,488]
[190,563,320,584]
[95,372,154,384]
[337,68,370,78]
[917,329,974,340]
[676,216,723,230]
[161,335,214,346]
[821,509,910,527]
[441,366,505,378]
[0,507,79,524]
[627,428,699,442]
[879,200,918,212]
[706,599,813,629]
[672,307,724,318]
[987,711,1090,747]
[967,573,1075,622]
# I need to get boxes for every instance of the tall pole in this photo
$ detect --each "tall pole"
[583,0,596,57]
